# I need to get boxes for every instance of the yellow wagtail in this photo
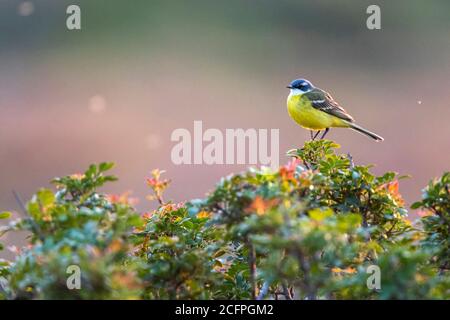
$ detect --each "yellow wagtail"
[286,79,384,141]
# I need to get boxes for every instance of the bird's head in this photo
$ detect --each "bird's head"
[287,79,313,96]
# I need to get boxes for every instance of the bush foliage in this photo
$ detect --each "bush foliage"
[0,141,448,299]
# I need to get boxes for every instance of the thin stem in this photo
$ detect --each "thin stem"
[293,248,316,300]
[247,239,257,299]
[256,281,270,300]
[347,153,355,169]
[282,283,294,300]
[12,190,45,241]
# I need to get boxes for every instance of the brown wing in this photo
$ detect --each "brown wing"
[303,88,355,122]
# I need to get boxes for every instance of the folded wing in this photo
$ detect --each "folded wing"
[304,88,355,122]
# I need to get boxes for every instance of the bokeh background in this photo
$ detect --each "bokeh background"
[1,0,449,258]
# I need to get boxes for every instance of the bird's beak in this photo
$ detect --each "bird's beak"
[286,85,293,89]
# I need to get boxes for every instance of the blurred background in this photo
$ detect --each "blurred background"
[1,0,449,257]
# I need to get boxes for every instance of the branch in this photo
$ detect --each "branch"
[293,248,316,300]
[247,238,257,299]
[282,283,294,300]
[256,281,270,300]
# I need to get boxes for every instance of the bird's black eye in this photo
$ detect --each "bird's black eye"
[289,79,311,90]
[299,83,309,90]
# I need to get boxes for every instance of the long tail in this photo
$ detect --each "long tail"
[345,121,384,141]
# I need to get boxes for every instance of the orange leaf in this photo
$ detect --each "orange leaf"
[245,196,279,216]
[197,211,211,219]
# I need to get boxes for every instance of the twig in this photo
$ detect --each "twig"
[256,281,270,300]
[12,190,45,241]
[347,153,354,169]
[293,248,316,300]
[247,239,257,299]
[282,283,294,300]
[385,220,398,237]
[302,160,311,170]
[12,190,28,218]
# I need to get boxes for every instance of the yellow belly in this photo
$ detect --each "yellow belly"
[287,95,348,130]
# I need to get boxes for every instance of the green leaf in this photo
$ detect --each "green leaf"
[85,164,97,177]
[411,202,422,209]
[308,208,333,222]
[37,189,55,207]
[103,175,118,182]
[99,162,115,172]
[213,249,227,258]
[0,211,11,219]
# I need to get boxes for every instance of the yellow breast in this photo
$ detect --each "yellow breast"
[287,94,347,130]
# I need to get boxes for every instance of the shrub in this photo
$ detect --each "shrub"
[0,141,448,299]
[412,172,450,273]
[0,163,142,299]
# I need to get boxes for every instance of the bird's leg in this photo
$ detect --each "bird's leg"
[310,130,314,140]
[312,130,321,140]
[320,128,330,139]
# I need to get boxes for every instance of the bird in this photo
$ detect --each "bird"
[286,78,384,141]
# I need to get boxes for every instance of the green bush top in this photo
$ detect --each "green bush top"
[0,141,448,299]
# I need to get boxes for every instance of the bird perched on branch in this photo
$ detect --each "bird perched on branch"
[286,79,384,141]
